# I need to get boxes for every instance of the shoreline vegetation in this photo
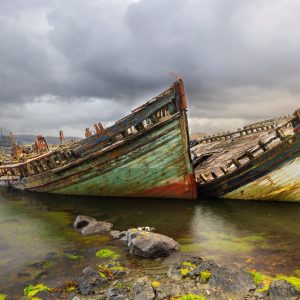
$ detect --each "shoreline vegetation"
[2,215,300,300]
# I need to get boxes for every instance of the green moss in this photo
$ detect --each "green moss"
[96,248,119,259]
[64,253,81,260]
[24,283,51,299]
[64,281,78,293]
[98,261,127,280]
[180,261,197,276]
[182,261,196,268]
[110,262,127,271]
[180,293,206,300]
[116,281,125,289]
[200,270,212,283]
[180,268,189,276]
[249,270,272,292]
[0,294,6,300]
[275,275,300,291]
[294,270,300,277]
[151,281,161,288]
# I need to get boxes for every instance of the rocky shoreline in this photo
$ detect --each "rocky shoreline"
[6,215,300,300]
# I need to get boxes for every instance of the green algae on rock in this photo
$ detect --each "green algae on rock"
[151,280,161,288]
[96,248,119,259]
[249,270,272,292]
[180,261,196,276]
[24,283,51,299]
[275,275,300,291]
[200,270,212,283]
[179,293,206,300]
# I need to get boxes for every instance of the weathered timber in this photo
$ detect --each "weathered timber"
[192,110,300,202]
[0,80,197,200]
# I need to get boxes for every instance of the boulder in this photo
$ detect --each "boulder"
[74,215,96,229]
[132,276,155,300]
[267,280,300,300]
[208,264,256,294]
[121,229,180,258]
[74,215,113,236]
[78,266,107,295]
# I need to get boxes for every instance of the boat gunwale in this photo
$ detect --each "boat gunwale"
[197,132,300,196]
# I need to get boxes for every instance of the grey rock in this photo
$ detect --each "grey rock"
[208,264,256,294]
[155,282,182,300]
[34,291,52,300]
[268,279,300,300]
[122,229,180,258]
[81,221,113,235]
[74,215,97,229]
[105,287,126,300]
[78,266,107,295]
[110,230,126,239]
[167,264,182,281]
[74,215,113,235]
[132,276,155,300]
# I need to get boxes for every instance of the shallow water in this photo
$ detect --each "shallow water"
[0,187,300,296]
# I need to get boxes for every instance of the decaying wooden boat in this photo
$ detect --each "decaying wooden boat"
[191,109,300,202]
[0,80,197,199]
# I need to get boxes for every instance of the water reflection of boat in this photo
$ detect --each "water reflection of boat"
[192,109,300,202]
[0,80,197,199]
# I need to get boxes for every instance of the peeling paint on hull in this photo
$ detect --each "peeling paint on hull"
[1,80,197,200]
[224,157,300,202]
[197,129,300,202]
[40,118,196,199]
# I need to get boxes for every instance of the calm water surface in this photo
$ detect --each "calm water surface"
[0,186,300,295]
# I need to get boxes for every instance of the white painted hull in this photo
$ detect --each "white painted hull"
[223,157,300,202]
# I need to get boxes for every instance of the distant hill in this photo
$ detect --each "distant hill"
[15,135,81,145]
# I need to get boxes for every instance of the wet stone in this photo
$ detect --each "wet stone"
[208,264,256,294]
[121,229,180,258]
[104,287,127,300]
[74,215,113,235]
[34,290,53,300]
[155,282,183,300]
[110,230,126,239]
[132,276,155,300]
[78,266,108,295]
[267,279,300,300]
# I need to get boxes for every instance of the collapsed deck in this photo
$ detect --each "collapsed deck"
[191,110,300,201]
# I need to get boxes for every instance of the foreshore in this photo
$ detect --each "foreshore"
[4,215,299,300]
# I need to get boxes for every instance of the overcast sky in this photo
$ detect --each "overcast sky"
[0,0,299,137]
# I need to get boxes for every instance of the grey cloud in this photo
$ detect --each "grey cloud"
[0,0,299,135]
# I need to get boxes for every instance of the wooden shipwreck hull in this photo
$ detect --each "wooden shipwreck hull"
[191,109,300,202]
[0,80,197,199]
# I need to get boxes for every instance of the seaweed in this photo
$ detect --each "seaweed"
[24,283,51,299]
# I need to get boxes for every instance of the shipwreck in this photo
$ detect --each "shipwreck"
[0,80,197,199]
[191,109,300,202]
[0,79,299,202]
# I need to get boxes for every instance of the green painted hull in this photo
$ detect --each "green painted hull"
[1,80,197,199]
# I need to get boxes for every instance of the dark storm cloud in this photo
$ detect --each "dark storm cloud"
[0,0,299,135]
